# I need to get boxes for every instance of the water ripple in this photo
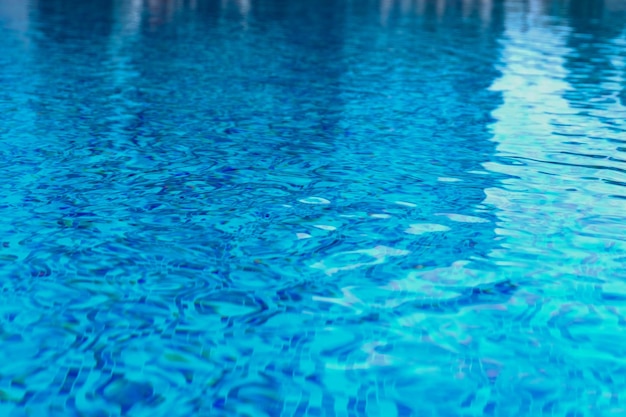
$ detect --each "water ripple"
[1,0,626,415]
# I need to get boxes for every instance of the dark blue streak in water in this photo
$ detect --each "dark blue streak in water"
[1,0,626,416]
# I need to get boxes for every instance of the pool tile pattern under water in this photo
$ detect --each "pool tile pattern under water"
[1,0,626,416]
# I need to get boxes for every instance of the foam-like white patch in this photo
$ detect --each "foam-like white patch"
[405,223,451,235]
[395,201,417,207]
[436,213,490,223]
[370,213,391,219]
[298,197,330,205]
[314,225,337,231]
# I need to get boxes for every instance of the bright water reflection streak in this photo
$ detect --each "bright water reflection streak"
[0,0,626,416]
[484,0,626,414]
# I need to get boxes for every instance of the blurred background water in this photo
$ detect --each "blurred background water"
[0,0,625,416]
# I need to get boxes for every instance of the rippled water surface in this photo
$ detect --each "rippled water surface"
[1,0,626,415]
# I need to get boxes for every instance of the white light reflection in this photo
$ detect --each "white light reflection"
[108,0,142,87]
[380,0,393,26]
[0,0,37,141]
[0,0,30,40]
[484,0,626,273]
[221,0,251,26]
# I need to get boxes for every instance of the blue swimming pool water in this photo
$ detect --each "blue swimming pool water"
[1,0,626,415]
